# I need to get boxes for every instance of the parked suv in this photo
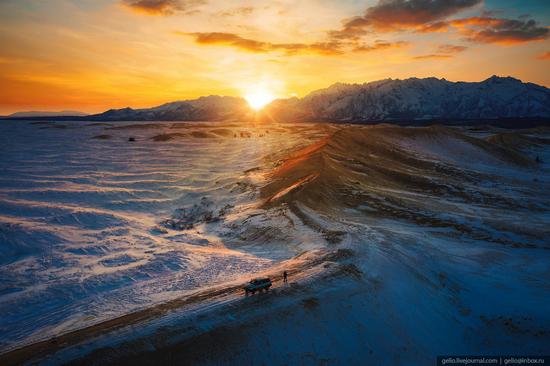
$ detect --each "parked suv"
[244,278,272,294]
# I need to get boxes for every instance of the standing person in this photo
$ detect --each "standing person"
[283,271,288,283]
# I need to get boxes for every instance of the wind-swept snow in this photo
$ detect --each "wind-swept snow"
[0,120,327,352]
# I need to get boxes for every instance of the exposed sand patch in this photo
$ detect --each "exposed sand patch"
[189,131,217,138]
[209,128,234,137]
[92,134,112,140]
[106,124,166,130]
[150,133,186,141]
[39,124,67,129]
[86,123,113,127]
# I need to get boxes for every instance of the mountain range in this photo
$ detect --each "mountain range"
[4,76,550,124]
[264,76,550,122]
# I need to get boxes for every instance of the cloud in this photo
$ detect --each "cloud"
[186,32,267,52]
[330,0,481,39]
[353,40,409,52]
[122,0,204,16]
[537,51,550,60]
[305,42,345,55]
[416,21,449,33]
[413,54,453,60]
[327,0,548,46]
[329,17,370,40]
[412,44,466,60]
[450,17,550,44]
[180,32,344,55]
[220,6,255,17]
[437,44,467,53]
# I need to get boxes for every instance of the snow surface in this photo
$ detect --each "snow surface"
[1,121,550,365]
[0,120,323,352]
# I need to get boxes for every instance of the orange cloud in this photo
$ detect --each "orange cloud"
[353,40,409,52]
[219,6,255,17]
[416,21,450,33]
[187,32,267,52]
[437,44,467,53]
[122,0,204,15]
[413,54,453,60]
[537,51,550,60]
[450,16,504,28]
[304,42,345,56]
[412,44,467,60]
[181,32,344,55]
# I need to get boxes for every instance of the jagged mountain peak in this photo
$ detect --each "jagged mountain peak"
[482,75,522,84]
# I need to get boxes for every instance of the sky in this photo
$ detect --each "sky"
[0,0,549,114]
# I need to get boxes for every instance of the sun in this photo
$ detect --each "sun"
[244,87,276,110]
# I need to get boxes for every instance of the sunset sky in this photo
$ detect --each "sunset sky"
[1,0,549,114]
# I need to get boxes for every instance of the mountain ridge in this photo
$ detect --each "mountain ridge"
[4,110,88,118]
[3,76,550,125]
[274,75,550,122]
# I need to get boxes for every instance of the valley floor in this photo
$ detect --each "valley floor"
[1,121,549,365]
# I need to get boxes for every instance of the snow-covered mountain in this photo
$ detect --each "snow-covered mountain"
[5,110,88,118]
[91,95,252,121]
[77,76,550,122]
[265,76,550,122]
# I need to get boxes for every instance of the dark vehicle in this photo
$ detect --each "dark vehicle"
[244,278,272,295]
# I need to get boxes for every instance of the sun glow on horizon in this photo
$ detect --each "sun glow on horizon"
[244,87,276,110]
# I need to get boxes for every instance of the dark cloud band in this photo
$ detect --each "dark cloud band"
[451,17,550,44]
[331,0,481,39]
[328,0,548,46]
